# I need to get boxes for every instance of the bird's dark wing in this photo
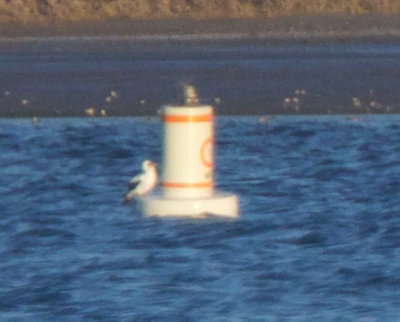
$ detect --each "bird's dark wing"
[128,173,143,190]
[128,180,140,190]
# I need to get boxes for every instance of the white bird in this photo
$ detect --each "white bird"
[122,160,157,204]
[292,97,300,104]
[21,99,29,106]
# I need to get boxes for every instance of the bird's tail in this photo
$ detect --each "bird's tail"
[122,196,131,205]
[122,190,137,205]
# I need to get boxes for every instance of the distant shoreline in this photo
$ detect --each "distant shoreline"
[2,14,400,41]
[2,14,400,118]
[1,15,400,55]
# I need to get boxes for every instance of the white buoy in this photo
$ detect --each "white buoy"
[142,85,239,218]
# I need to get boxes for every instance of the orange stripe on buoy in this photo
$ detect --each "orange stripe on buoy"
[163,114,213,123]
[200,137,213,168]
[162,181,213,188]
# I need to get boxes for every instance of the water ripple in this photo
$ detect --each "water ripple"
[1,115,400,320]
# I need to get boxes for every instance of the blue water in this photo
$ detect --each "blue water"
[1,115,400,320]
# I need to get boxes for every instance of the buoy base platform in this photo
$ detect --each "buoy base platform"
[142,191,239,218]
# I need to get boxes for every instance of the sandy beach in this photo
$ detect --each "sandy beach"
[2,14,400,40]
[1,15,400,57]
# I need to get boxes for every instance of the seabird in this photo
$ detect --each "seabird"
[352,97,362,109]
[85,107,96,117]
[122,160,157,204]
[283,97,292,108]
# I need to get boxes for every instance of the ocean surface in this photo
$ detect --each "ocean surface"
[1,115,400,321]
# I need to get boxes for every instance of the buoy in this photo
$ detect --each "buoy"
[142,85,239,218]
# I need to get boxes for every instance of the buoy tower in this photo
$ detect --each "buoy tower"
[142,86,239,218]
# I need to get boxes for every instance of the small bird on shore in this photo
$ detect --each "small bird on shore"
[122,160,157,204]
[85,107,96,117]
[21,98,30,106]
